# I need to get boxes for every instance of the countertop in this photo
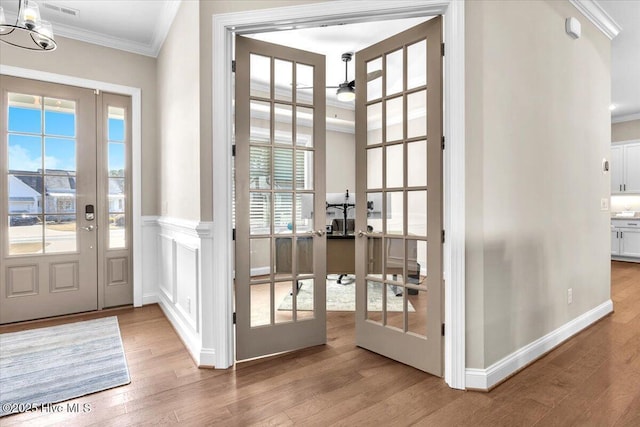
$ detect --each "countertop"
[611,213,640,220]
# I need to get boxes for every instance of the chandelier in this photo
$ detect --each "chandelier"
[0,0,57,51]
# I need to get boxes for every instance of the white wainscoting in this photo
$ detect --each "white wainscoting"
[465,299,613,390]
[141,216,215,367]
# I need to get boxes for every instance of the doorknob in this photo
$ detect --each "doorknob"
[307,229,325,237]
[80,225,96,232]
[357,230,370,237]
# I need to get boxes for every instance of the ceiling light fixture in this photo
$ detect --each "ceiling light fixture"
[336,52,356,102]
[0,0,57,51]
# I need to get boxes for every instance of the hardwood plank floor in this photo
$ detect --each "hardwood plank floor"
[1,261,639,426]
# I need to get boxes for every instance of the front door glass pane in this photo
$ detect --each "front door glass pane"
[7,92,77,255]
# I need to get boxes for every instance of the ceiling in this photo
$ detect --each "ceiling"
[0,1,637,119]
[0,0,180,56]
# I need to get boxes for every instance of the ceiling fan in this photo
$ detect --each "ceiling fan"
[299,52,382,102]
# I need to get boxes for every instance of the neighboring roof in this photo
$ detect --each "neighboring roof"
[9,197,36,202]
[10,170,76,195]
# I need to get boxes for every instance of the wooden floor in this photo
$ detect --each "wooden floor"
[1,261,639,426]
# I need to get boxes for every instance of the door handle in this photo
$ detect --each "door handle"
[80,225,96,232]
[357,230,371,238]
[307,229,325,237]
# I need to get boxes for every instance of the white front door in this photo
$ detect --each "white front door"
[354,17,444,375]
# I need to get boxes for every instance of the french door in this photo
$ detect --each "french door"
[0,76,132,324]
[354,18,444,375]
[235,36,327,360]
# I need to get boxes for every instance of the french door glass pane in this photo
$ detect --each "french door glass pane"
[407,90,427,139]
[273,148,293,189]
[274,103,293,144]
[274,192,293,234]
[251,283,271,327]
[407,190,427,237]
[297,278,314,320]
[274,59,293,102]
[250,192,271,235]
[407,288,427,338]
[250,146,271,189]
[386,283,404,330]
[296,106,314,147]
[385,96,403,142]
[385,49,404,96]
[8,216,43,255]
[295,150,313,190]
[385,144,403,188]
[367,57,383,101]
[108,142,125,177]
[296,237,313,274]
[367,147,382,189]
[250,238,271,281]
[366,236,383,279]
[367,102,382,145]
[275,281,293,324]
[366,192,383,233]
[385,191,403,235]
[296,63,314,103]
[250,100,270,144]
[45,221,77,253]
[108,106,125,141]
[385,237,404,282]
[250,54,271,98]
[407,141,427,187]
[407,40,427,90]
[45,137,76,174]
[366,281,383,323]
[295,193,313,233]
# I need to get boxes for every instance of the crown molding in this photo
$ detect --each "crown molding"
[2,1,180,57]
[612,112,640,124]
[569,0,621,40]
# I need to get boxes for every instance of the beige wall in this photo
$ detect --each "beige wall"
[465,0,611,369]
[0,36,158,215]
[157,0,201,221]
[612,119,640,142]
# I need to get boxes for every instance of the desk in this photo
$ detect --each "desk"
[327,233,355,274]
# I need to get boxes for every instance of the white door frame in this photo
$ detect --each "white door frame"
[0,65,144,307]
[211,0,466,389]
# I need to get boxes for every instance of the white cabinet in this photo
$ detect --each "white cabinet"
[611,141,640,194]
[612,219,640,260]
[621,229,640,258]
[612,230,621,256]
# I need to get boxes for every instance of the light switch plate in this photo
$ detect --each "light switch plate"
[601,198,609,211]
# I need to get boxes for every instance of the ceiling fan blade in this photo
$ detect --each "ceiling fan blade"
[367,70,383,81]
[325,86,340,89]
[297,86,314,89]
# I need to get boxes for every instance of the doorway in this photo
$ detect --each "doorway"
[212,0,465,389]
[0,75,133,324]
[234,16,444,376]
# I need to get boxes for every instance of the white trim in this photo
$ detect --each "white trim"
[569,0,621,40]
[0,64,144,307]
[2,1,181,57]
[465,299,613,390]
[211,0,466,388]
[612,113,640,124]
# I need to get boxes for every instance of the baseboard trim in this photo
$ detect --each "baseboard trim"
[465,299,613,390]
[142,293,158,305]
[157,294,202,365]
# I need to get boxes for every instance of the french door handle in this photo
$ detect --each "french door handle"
[80,225,96,232]
[307,229,325,237]
[357,230,370,238]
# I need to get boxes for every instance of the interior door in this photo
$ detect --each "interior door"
[1,76,97,323]
[235,36,327,360]
[354,17,443,375]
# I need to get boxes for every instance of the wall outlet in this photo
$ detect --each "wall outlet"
[187,297,191,313]
[601,198,609,211]
[567,288,573,305]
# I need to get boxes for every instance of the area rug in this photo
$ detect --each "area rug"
[279,279,415,312]
[0,316,130,417]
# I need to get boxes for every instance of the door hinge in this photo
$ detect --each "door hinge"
[232,228,236,241]
[442,136,445,150]
[232,144,236,157]
[441,323,445,336]
[94,89,100,96]
[233,312,237,324]
[232,60,236,73]
[441,42,445,56]
[442,230,445,244]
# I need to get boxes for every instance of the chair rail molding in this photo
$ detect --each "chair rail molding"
[211,0,466,389]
